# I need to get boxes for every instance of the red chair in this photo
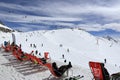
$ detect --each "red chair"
[45,63,60,78]
[2,44,11,52]
[44,62,72,78]
[89,61,110,80]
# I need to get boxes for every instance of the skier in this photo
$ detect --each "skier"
[59,44,63,47]
[0,46,1,51]
[26,39,27,41]
[41,43,43,47]
[62,54,64,59]
[67,48,69,52]
[19,44,21,48]
[33,44,36,48]
[35,50,38,55]
[39,52,41,56]
[30,44,32,47]
[104,58,106,64]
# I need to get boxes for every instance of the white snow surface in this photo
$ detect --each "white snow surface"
[0,28,120,80]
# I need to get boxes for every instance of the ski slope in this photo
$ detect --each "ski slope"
[0,28,120,80]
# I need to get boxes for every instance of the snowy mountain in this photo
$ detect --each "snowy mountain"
[0,23,13,32]
[0,28,120,80]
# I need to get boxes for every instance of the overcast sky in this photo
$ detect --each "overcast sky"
[0,0,120,34]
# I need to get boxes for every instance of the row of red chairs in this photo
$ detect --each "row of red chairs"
[2,43,70,78]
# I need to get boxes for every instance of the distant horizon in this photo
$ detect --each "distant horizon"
[1,21,120,38]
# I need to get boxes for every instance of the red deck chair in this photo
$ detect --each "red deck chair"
[2,44,11,52]
[1,45,5,50]
[28,54,44,65]
[14,51,35,61]
[12,49,21,60]
[22,53,31,61]
[44,63,60,78]
[35,57,44,65]
[89,61,104,80]
[12,47,27,61]
[44,62,72,78]
[28,54,39,64]
[24,51,34,60]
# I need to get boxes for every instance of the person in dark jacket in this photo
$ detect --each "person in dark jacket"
[4,41,8,47]
[52,62,72,77]
[101,63,110,80]
[104,58,107,64]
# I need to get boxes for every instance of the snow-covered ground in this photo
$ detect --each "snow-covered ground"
[0,27,120,80]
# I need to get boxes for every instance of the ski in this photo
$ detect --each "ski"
[64,75,84,80]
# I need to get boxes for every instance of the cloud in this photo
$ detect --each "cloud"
[104,23,120,32]
[76,24,105,31]
[77,23,120,32]
[0,0,120,32]
[1,1,120,20]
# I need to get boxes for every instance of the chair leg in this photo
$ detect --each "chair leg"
[47,74,52,79]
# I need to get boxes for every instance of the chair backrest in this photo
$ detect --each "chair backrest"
[29,55,38,64]
[3,44,11,52]
[45,63,60,77]
[12,49,21,60]
[24,54,30,60]
[89,61,104,80]
[33,56,44,65]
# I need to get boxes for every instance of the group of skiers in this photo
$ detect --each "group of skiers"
[30,43,37,48]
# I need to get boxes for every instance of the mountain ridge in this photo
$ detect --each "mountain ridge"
[0,23,13,32]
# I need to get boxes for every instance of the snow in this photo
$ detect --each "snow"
[0,24,12,30]
[0,31,12,44]
[0,28,120,80]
